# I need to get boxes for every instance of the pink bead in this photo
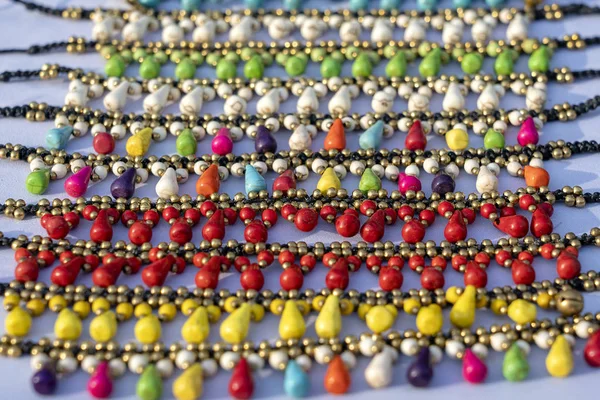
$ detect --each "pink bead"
[517,117,539,146]
[87,362,113,398]
[398,173,422,194]
[64,166,92,197]
[211,127,234,155]
[462,349,487,384]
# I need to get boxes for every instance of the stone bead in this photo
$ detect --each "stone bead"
[105,55,126,77]
[507,299,537,324]
[54,308,82,340]
[416,304,443,335]
[385,51,407,77]
[139,57,161,79]
[90,311,118,342]
[111,167,137,198]
[461,53,483,74]
[64,166,92,197]
[220,303,251,344]
[175,58,196,80]
[26,169,50,195]
[126,127,153,157]
[483,128,505,149]
[324,119,346,150]
[244,55,264,79]
[32,367,57,395]
[182,307,210,344]
[352,53,373,78]
[450,285,476,328]
[211,127,234,155]
[445,128,469,150]
[135,314,162,344]
[317,168,341,192]
[462,349,487,384]
[546,335,573,377]
[196,164,220,196]
[365,305,396,334]
[358,168,381,194]
[419,48,441,77]
[176,128,197,156]
[216,59,237,80]
[495,50,514,75]
[321,56,342,78]
[137,365,163,400]
[528,45,551,73]
[279,300,306,340]
[517,117,540,146]
[173,364,203,400]
[155,168,179,199]
[284,360,310,397]
[315,295,341,339]
[431,172,455,195]
[46,126,73,150]
[5,306,32,337]
[255,126,277,153]
[365,351,394,388]
[87,362,113,398]
[503,343,529,382]
[245,164,266,194]
[286,56,307,77]
[359,120,384,150]
[407,347,434,387]
[523,166,550,188]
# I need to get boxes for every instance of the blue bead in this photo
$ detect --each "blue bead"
[284,360,310,398]
[379,0,401,10]
[417,0,437,11]
[111,168,137,199]
[485,0,506,6]
[180,0,202,11]
[139,0,161,7]
[283,0,303,10]
[349,0,369,11]
[244,0,264,10]
[359,121,384,150]
[452,0,472,8]
[245,165,266,194]
[45,126,73,150]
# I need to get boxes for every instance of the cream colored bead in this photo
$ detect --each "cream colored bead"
[51,164,68,180]
[128,354,149,374]
[111,124,126,140]
[400,338,419,356]
[339,20,361,42]
[405,164,420,177]
[445,163,459,179]
[404,19,425,42]
[365,351,394,389]
[515,340,531,355]
[533,330,551,349]
[297,87,319,114]
[429,345,443,364]
[328,86,352,114]
[359,337,376,356]
[156,359,174,379]
[162,23,184,43]
[269,350,289,370]
[372,91,394,113]
[56,356,78,374]
[219,351,240,370]
[30,158,46,172]
[73,121,89,137]
[385,165,400,181]
[490,333,509,352]
[442,19,464,44]
[201,359,218,377]
[295,165,309,181]
[471,19,491,41]
[472,343,488,359]
[507,14,528,41]
[408,93,429,112]
[314,345,333,365]
[476,166,498,194]
[423,158,438,174]
[371,164,384,178]
[443,82,465,112]
[341,351,356,369]
[289,125,312,151]
[295,355,312,372]
[136,169,148,183]
[506,161,523,177]
[333,165,347,180]
[143,85,171,113]
[477,84,501,111]
[371,19,393,42]
[464,159,479,174]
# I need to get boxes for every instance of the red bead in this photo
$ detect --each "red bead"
[84,255,100,271]
[398,205,414,220]
[335,212,360,238]
[556,251,581,280]
[143,210,160,226]
[200,201,217,216]
[366,255,382,271]
[584,331,600,367]
[82,205,99,221]
[240,265,264,290]
[105,208,120,224]
[300,254,316,271]
[493,215,529,238]
[517,251,534,264]
[322,252,338,267]
[63,211,80,229]
[511,260,535,285]
[51,257,85,286]
[173,257,186,274]
[128,221,153,245]
[233,256,250,272]
[239,207,256,222]
[60,251,74,263]
[257,250,274,266]
[272,169,296,192]
[184,209,202,225]
[419,209,435,226]
[169,219,193,245]
[320,205,337,222]
[89,210,113,242]
[474,252,490,267]
[518,194,536,210]
[325,258,350,290]
[36,250,56,267]
[280,266,304,290]
[405,120,427,151]
[14,248,31,262]
[278,250,295,266]
[384,209,397,226]
[192,253,209,268]
[437,201,454,217]
[462,208,476,224]
[92,258,126,287]
[141,256,175,287]
[261,209,278,227]
[281,204,297,220]
[223,208,238,225]
[444,210,467,243]
[195,267,219,289]
[480,203,497,219]
[121,210,138,227]
[14,258,39,282]
[379,267,403,291]
[360,209,386,243]
[125,257,142,274]
[464,264,487,288]
[202,210,226,241]
[92,132,116,154]
[402,219,426,243]
[540,243,554,259]
[359,200,377,216]
[421,267,445,290]
[452,255,467,271]
[44,216,70,239]
[431,256,447,271]
[229,358,254,400]
[162,206,179,223]
[388,256,404,269]
[500,207,516,217]
[347,255,361,271]
[530,208,553,238]
[538,202,554,217]
[294,208,319,232]
[495,250,512,266]
[408,255,425,271]
[149,248,160,262]
[244,220,268,243]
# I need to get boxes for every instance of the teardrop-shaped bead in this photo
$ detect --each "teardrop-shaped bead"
[584,331,600,367]
[405,120,427,151]
[143,84,171,113]
[475,165,498,194]
[296,86,319,114]
[477,84,500,111]
[324,119,346,150]
[212,127,234,155]
[32,367,57,395]
[137,365,163,400]
[289,125,312,151]
[358,168,381,194]
[273,170,296,192]
[245,164,266,194]
[104,81,129,111]
[503,343,529,382]
[450,285,476,328]
[419,48,442,77]
[64,165,92,197]
[507,299,537,324]
[90,311,118,342]
[546,335,573,377]
[495,49,514,75]
[196,164,220,196]
[361,209,386,243]
[317,167,341,192]
[5,306,32,337]
[352,53,373,78]
[26,169,50,195]
[182,306,210,344]
[244,55,264,79]
[328,86,352,114]
[284,360,310,397]
[105,55,126,77]
[173,364,203,400]
[517,117,540,146]
[255,126,277,153]
[180,86,204,115]
[88,361,113,398]
[135,314,162,344]
[111,167,137,198]
[315,295,341,339]
[407,347,434,387]
[90,209,113,242]
[220,303,251,344]
[398,173,421,195]
[126,127,153,156]
[229,358,254,400]
[46,126,73,150]
[365,305,396,333]
[156,168,179,199]
[493,215,529,238]
[523,165,550,188]
[139,56,161,79]
[442,82,465,112]
[462,349,487,384]
[365,351,394,389]
[445,128,469,151]
[321,56,342,78]
[359,120,384,150]
[528,45,551,73]
[279,300,306,340]
[416,304,443,335]
[324,356,351,395]
[175,58,197,80]
[386,51,407,78]
[461,52,483,74]
[483,128,505,149]
[54,308,81,340]
[176,128,197,156]
[257,88,281,114]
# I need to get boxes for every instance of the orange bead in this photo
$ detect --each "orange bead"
[196,164,220,196]
[523,166,550,188]
[323,119,346,150]
[324,355,351,395]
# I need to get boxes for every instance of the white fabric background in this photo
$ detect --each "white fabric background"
[2,0,600,398]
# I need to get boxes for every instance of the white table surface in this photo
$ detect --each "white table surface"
[2,0,600,398]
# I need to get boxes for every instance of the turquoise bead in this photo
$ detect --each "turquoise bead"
[181,0,201,10]
[245,165,266,194]
[349,0,369,11]
[46,126,73,150]
[380,0,401,9]
[417,0,437,10]
[359,121,384,150]
[453,0,472,7]
[245,0,264,10]
[284,360,310,398]
[139,0,160,8]
[283,0,302,10]
[485,0,505,6]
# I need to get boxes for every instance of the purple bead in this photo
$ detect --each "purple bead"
[254,126,277,153]
[406,347,433,387]
[32,367,57,395]
[431,172,455,195]
[111,167,137,198]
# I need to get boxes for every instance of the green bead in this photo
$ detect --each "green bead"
[405,50,417,62]
[330,50,345,63]
[99,45,116,58]
[367,51,380,65]
[275,53,289,66]
[206,53,222,67]
[105,55,126,77]
[529,45,551,73]
[190,52,204,65]
[154,51,168,64]
[260,52,273,66]
[483,129,505,149]
[240,48,255,61]
[320,56,342,78]
[175,58,197,80]
[25,169,50,195]
[461,53,483,74]
[385,51,407,78]
[136,365,163,400]
[120,49,133,64]
[486,41,501,57]
[382,45,396,59]
[224,52,240,64]
[494,50,514,75]
[358,168,381,194]
[452,48,465,60]
[244,55,264,79]
[133,49,147,62]
[522,39,536,54]
[216,58,237,79]
[417,42,431,58]
[295,53,308,63]
[419,48,442,78]
[310,48,327,63]
[503,344,529,382]
[139,57,161,79]
[352,53,373,78]
[345,46,360,60]
[285,56,307,77]
[176,128,197,156]
[170,50,185,63]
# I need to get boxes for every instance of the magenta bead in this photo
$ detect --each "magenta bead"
[87,362,113,398]
[516,117,539,146]
[211,127,234,155]
[64,166,92,197]
[462,349,487,384]
[398,173,422,194]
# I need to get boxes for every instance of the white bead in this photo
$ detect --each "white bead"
[508,110,522,126]
[289,125,312,151]
[372,91,394,113]
[328,14,343,29]
[507,14,528,41]
[506,161,522,177]
[476,166,498,194]
[575,321,593,339]
[220,351,240,370]
[51,164,68,179]
[359,337,376,356]
[268,18,293,40]
[493,120,507,133]
[271,159,288,174]
[30,158,46,172]
[169,121,185,136]
[314,345,333,365]
[471,343,488,359]
[193,24,216,43]
[471,19,491,42]
[229,126,244,142]
[206,121,222,135]
[151,162,167,177]
[229,162,244,177]
[201,359,218,377]
[486,163,500,176]
[136,169,148,183]
[229,17,256,43]
[30,354,51,370]
[365,351,394,389]
[404,19,425,42]
[349,160,365,175]
[328,86,352,114]
[295,355,312,372]
[256,89,281,114]
[162,23,184,42]
[442,20,464,44]
[398,83,413,99]
[65,88,88,107]
[224,95,247,116]
[423,158,438,174]
[144,85,171,113]
[339,20,361,42]
[295,165,309,181]
[515,340,531,356]
[194,161,208,175]
[490,333,508,352]
[408,93,429,112]
[269,350,289,370]
[297,87,319,114]
[564,334,576,348]
[311,159,328,174]
[73,121,89,137]
[340,351,356,369]
[405,164,420,177]
[371,19,393,42]
[82,356,100,374]
[246,353,265,371]
[477,83,501,111]
[55,114,69,128]
[111,124,127,140]
[429,345,443,364]
[464,159,479,174]
[445,163,459,179]
[443,82,465,112]
[180,86,204,115]
[453,123,467,132]
[362,15,375,29]
[445,340,464,359]
[108,358,127,378]
[252,161,268,175]
[400,338,419,356]
[430,15,444,30]
[175,350,196,369]
[156,168,179,199]
[283,115,299,130]
[526,86,547,111]
[371,164,384,178]
[333,165,347,180]
[473,121,488,136]
[385,165,399,181]
[533,330,550,349]
[176,168,189,183]
[300,18,323,41]
[218,166,229,181]
[104,81,129,111]
[499,9,512,24]
[327,77,343,91]
[70,159,86,172]
[433,120,449,134]
[56,356,78,374]
[94,166,108,181]
[156,359,174,379]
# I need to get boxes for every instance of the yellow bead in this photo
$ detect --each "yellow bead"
[135,314,162,344]
[476,294,488,308]
[445,128,469,151]
[3,294,20,309]
[296,300,310,315]
[5,306,32,337]
[384,304,398,317]
[158,303,177,322]
[365,305,396,334]
[315,295,342,339]
[206,305,221,323]
[223,297,237,313]
[173,364,203,400]
[416,304,443,335]
[54,308,82,340]
[126,127,153,157]
[270,299,285,315]
[507,299,537,325]
[116,303,134,320]
[279,300,306,340]
[490,299,507,315]
[92,298,111,314]
[48,295,67,312]
[220,303,251,344]
[26,299,46,317]
[357,303,372,320]
[181,299,199,316]
[445,287,460,304]
[340,299,354,315]
[537,293,551,308]
[546,335,574,378]
[250,304,265,322]
[316,167,341,192]
[90,311,118,342]
[135,303,153,318]
[403,298,421,314]
[450,285,476,328]
[182,306,210,344]
[73,301,91,319]
[312,295,326,312]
